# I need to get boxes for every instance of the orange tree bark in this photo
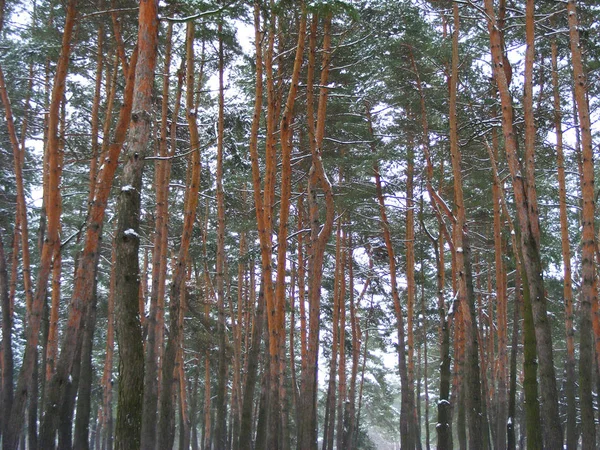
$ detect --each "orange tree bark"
[0,63,34,315]
[72,22,105,446]
[271,6,307,447]
[566,1,598,448]
[298,12,335,450]
[261,4,281,446]
[112,0,159,448]
[38,40,138,448]
[5,1,76,447]
[157,19,202,450]
[45,117,64,385]
[0,57,34,447]
[406,144,415,398]
[141,23,173,448]
[550,31,577,450]
[448,5,486,448]
[491,120,508,450]
[240,5,267,448]
[246,6,280,447]
[482,0,562,446]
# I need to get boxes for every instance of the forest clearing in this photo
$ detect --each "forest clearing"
[0,0,599,449]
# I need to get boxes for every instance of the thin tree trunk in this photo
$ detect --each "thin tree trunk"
[448,6,486,448]
[73,272,99,450]
[409,48,452,450]
[141,20,173,449]
[367,105,416,449]
[100,232,117,450]
[231,233,247,450]
[550,31,577,450]
[71,22,103,449]
[0,232,13,443]
[418,209,431,450]
[214,21,229,450]
[336,224,347,450]
[406,140,416,443]
[566,2,598,448]
[157,20,202,449]
[490,110,508,450]
[262,6,280,442]
[323,217,343,450]
[239,277,265,450]
[343,234,359,450]
[507,266,520,450]
[6,1,76,447]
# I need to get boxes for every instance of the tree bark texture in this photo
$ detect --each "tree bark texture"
[113,1,159,448]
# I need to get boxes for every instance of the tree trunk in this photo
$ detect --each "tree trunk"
[73,275,99,450]
[40,40,139,450]
[298,12,335,449]
[271,6,306,448]
[367,105,416,449]
[507,266,520,450]
[336,224,347,450]
[239,279,265,450]
[483,2,562,446]
[100,232,117,450]
[490,110,508,450]
[344,234,359,450]
[0,232,13,442]
[448,6,486,448]
[566,1,598,448]
[113,1,159,448]
[214,21,229,450]
[6,1,76,447]
[406,141,416,441]
[157,20,202,450]
[550,30,577,450]
[323,217,343,450]
[141,20,173,449]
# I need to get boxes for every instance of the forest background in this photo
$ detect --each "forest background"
[0,0,599,449]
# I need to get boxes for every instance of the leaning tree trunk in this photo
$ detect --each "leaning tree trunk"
[39,39,139,450]
[5,1,76,447]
